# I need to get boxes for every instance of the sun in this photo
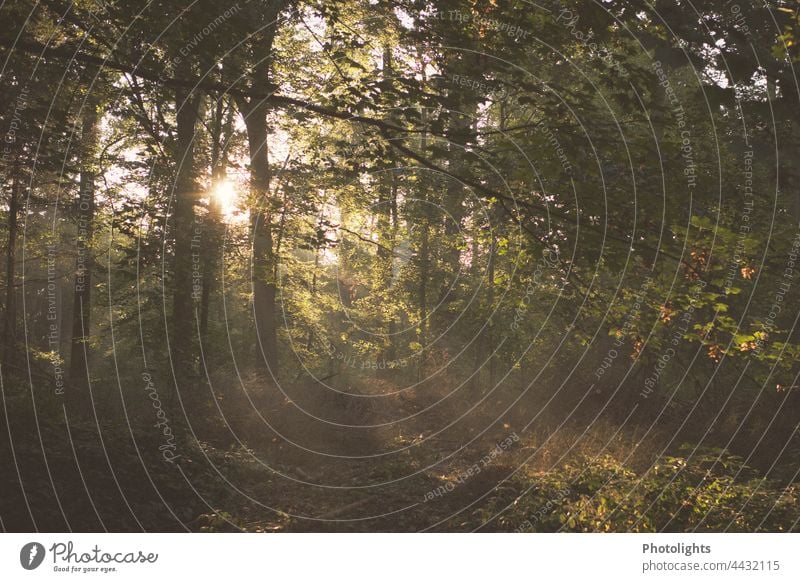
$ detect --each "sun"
[211,179,240,220]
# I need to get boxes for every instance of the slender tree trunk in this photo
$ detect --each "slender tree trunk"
[418,221,429,342]
[375,170,396,367]
[384,173,399,365]
[2,158,20,370]
[305,245,320,351]
[439,55,480,307]
[377,45,400,366]
[199,202,219,344]
[416,65,430,380]
[483,102,507,389]
[200,99,233,346]
[486,221,497,387]
[69,101,99,400]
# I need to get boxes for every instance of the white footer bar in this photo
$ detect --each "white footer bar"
[1,533,796,581]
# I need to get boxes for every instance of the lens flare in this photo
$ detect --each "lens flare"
[212,179,237,213]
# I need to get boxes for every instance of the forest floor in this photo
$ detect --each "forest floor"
[1,374,799,532]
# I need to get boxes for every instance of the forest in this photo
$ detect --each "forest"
[1,0,800,532]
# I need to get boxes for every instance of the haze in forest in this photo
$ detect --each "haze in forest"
[1,0,799,532]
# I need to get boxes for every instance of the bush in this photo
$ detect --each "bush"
[486,447,799,532]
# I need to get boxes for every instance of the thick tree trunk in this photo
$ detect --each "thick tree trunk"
[69,102,99,401]
[481,104,506,390]
[243,105,278,376]
[170,84,201,382]
[233,0,289,378]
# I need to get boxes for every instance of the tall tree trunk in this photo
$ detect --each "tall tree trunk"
[243,106,278,375]
[199,204,219,344]
[2,157,20,370]
[69,101,99,401]
[418,218,429,380]
[416,61,430,380]
[305,243,321,351]
[235,1,284,377]
[483,101,507,390]
[200,98,233,346]
[170,82,201,382]
[377,44,399,366]
[486,220,497,387]
[439,55,480,309]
